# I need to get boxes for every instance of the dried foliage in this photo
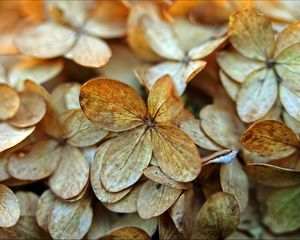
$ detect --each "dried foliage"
[0,1,300,239]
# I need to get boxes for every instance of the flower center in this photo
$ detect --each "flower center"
[144,118,155,128]
[266,59,276,68]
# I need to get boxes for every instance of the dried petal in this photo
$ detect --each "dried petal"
[101,126,152,192]
[151,125,201,182]
[0,83,20,121]
[0,123,35,153]
[91,141,131,203]
[98,226,150,240]
[8,140,61,180]
[16,22,76,58]
[15,191,38,216]
[65,34,111,68]
[8,91,46,128]
[229,10,274,61]
[36,190,56,231]
[241,120,299,159]
[0,184,20,227]
[137,180,182,219]
[280,85,300,122]
[237,69,278,122]
[80,78,146,131]
[244,163,300,187]
[49,145,89,199]
[220,159,249,212]
[191,192,240,239]
[48,196,93,239]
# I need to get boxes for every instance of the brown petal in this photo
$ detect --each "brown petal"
[99,226,150,240]
[36,190,56,232]
[48,196,93,239]
[143,166,192,190]
[49,145,89,199]
[61,109,108,147]
[244,163,300,187]
[151,125,201,182]
[101,126,152,192]
[241,120,299,159]
[8,58,63,90]
[180,119,222,151]
[159,214,184,240]
[148,75,184,123]
[0,83,20,121]
[0,184,20,227]
[191,192,240,239]
[200,104,244,149]
[80,78,146,131]
[220,159,249,212]
[91,140,131,203]
[137,180,182,219]
[15,191,39,216]
[65,34,112,68]
[24,80,51,102]
[0,216,50,239]
[8,91,46,128]
[229,9,274,61]
[0,123,35,153]
[237,69,278,122]
[104,183,142,213]
[217,50,264,83]
[8,140,61,180]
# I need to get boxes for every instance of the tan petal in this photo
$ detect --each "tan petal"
[0,154,10,181]
[36,190,56,232]
[65,34,111,68]
[244,163,300,187]
[49,145,89,199]
[219,70,240,101]
[16,22,76,58]
[91,140,131,203]
[8,58,63,90]
[237,69,278,122]
[280,85,300,122]
[143,166,192,190]
[241,120,299,159]
[262,185,300,234]
[0,184,20,227]
[137,180,182,219]
[8,91,46,128]
[48,196,93,239]
[24,80,51,102]
[217,50,264,83]
[148,75,183,124]
[8,140,61,180]
[0,216,50,239]
[0,83,20,121]
[180,119,222,151]
[112,213,157,237]
[274,21,300,57]
[220,159,249,212]
[15,191,38,216]
[101,126,152,192]
[191,192,240,239]
[188,36,227,60]
[145,60,206,95]
[61,109,108,147]
[151,125,201,182]
[80,78,146,131]
[0,123,35,153]
[104,184,142,213]
[142,16,184,60]
[98,226,150,240]
[229,9,274,61]
[200,104,244,149]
